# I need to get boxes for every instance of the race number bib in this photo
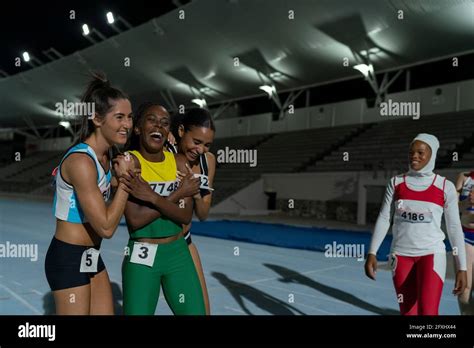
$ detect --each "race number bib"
[130,242,158,267]
[193,174,214,191]
[389,253,398,274]
[395,208,432,223]
[101,183,111,201]
[149,181,179,197]
[80,248,100,273]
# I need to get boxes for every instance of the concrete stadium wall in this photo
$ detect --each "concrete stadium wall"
[214,79,474,139]
[214,168,473,220]
[26,136,72,153]
[212,178,267,214]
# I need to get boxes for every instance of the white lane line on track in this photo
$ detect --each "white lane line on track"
[31,289,43,296]
[0,283,41,314]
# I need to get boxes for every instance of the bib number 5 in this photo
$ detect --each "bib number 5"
[80,248,100,273]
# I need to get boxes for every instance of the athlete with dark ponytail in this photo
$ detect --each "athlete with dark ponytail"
[168,107,216,314]
[45,72,135,314]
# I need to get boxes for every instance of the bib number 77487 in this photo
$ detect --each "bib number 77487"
[149,181,178,197]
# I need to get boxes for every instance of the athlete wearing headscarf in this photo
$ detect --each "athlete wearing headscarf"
[365,133,467,315]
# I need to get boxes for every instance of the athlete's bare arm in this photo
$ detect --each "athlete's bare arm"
[124,154,199,231]
[61,153,130,239]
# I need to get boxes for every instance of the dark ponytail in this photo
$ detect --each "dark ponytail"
[74,71,128,144]
[171,108,215,142]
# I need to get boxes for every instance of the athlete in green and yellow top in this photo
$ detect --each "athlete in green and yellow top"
[122,102,204,315]
[127,150,182,239]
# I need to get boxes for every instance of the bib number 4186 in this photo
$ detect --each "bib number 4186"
[397,209,432,223]
[401,211,424,221]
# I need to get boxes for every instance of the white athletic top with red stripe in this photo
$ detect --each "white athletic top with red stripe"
[369,173,467,271]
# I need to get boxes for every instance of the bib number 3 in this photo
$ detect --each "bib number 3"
[130,242,158,267]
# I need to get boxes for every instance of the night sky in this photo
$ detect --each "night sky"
[0,0,183,75]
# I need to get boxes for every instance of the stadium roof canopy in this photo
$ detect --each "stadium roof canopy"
[1,0,473,127]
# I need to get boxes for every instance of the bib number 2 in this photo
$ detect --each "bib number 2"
[194,174,213,191]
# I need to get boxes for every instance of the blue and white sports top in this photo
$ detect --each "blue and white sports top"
[460,171,474,200]
[52,143,112,223]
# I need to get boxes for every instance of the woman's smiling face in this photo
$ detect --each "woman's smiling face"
[178,125,215,162]
[409,140,431,171]
[136,105,171,153]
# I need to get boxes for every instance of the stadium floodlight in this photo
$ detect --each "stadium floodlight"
[106,12,115,24]
[259,84,276,98]
[269,71,283,79]
[22,51,43,68]
[191,98,207,108]
[359,47,381,58]
[59,121,71,129]
[82,24,90,36]
[81,24,106,44]
[199,87,212,94]
[106,11,132,33]
[353,63,374,79]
